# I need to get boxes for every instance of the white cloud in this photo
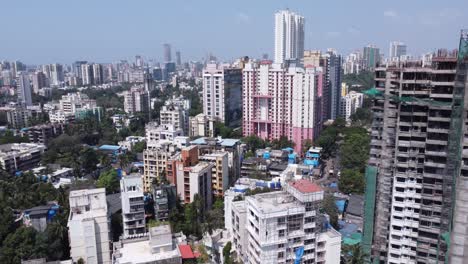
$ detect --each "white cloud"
[383,10,398,18]
[236,12,250,24]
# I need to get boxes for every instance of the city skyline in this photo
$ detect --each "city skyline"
[1,0,467,64]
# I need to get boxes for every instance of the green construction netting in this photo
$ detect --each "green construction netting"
[362,166,377,262]
[363,87,383,97]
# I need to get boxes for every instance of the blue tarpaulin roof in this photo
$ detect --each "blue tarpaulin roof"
[336,200,346,212]
[99,145,121,151]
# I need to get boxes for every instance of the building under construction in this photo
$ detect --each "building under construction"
[363,30,468,264]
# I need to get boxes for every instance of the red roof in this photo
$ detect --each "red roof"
[178,244,195,259]
[289,179,322,193]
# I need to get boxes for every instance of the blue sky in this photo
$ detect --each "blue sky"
[1,0,467,64]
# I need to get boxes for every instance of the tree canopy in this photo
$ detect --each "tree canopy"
[96,169,120,194]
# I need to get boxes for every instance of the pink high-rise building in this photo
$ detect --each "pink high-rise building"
[242,61,323,154]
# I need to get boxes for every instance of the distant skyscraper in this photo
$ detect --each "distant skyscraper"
[135,55,143,68]
[389,41,407,60]
[17,72,32,106]
[81,64,93,85]
[49,64,64,86]
[32,71,47,93]
[175,51,181,66]
[274,10,305,64]
[326,50,342,120]
[92,64,103,85]
[363,45,380,71]
[72,61,87,78]
[163,43,172,62]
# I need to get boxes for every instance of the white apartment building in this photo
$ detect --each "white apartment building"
[339,91,364,122]
[59,92,97,114]
[120,174,146,238]
[274,10,305,64]
[176,162,213,210]
[160,97,190,135]
[68,188,111,264]
[49,111,75,124]
[124,86,150,114]
[189,113,216,138]
[226,179,341,264]
[202,64,242,127]
[118,136,145,152]
[145,122,183,148]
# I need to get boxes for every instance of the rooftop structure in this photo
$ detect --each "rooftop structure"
[112,225,182,264]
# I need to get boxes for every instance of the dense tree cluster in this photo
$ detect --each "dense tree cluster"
[168,195,224,239]
[0,171,70,263]
[342,71,374,92]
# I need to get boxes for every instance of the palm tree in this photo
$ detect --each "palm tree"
[342,244,368,264]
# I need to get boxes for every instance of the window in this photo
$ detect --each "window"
[279,230,285,237]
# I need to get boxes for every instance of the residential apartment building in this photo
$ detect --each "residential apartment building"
[199,151,229,197]
[242,61,323,153]
[59,92,97,115]
[25,123,64,145]
[68,188,111,264]
[145,122,183,148]
[189,113,216,138]
[176,161,213,210]
[160,97,190,135]
[226,179,341,263]
[0,143,46,174]
[389,41,407,61]
[3,107,32,128]
[143,144,178,192]
[364,46,467,263]
[202,64,242,128]
[274,10,305,64]
[339,91,364,122]
[124,86,150,114]
[17,71,33,106]
[363,45,380,71]
[120,174,146,238]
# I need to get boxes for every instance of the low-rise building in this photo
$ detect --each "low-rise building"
[68,188,111,264]
[112,225,182,264]
[2,107,32,128]
[49,111,75,124]
[0,143,46,174]
[146,122,183,148]
[23,123,65,145]
[118,136,145,152]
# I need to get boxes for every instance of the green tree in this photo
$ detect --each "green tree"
[96,170,120,194]
[215,122,233,138]
[322,195,339,230]
[340,130,370,172]
[0,130,29,144]
[223,241,233,264]
[350,108,373,127]
[342,244,368,264]
[339,169,365,194]
[271,136,295,149]
[132,141,147,153]
[0,227,47,263]
[242,135,268,153]
[204,198,224,234]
